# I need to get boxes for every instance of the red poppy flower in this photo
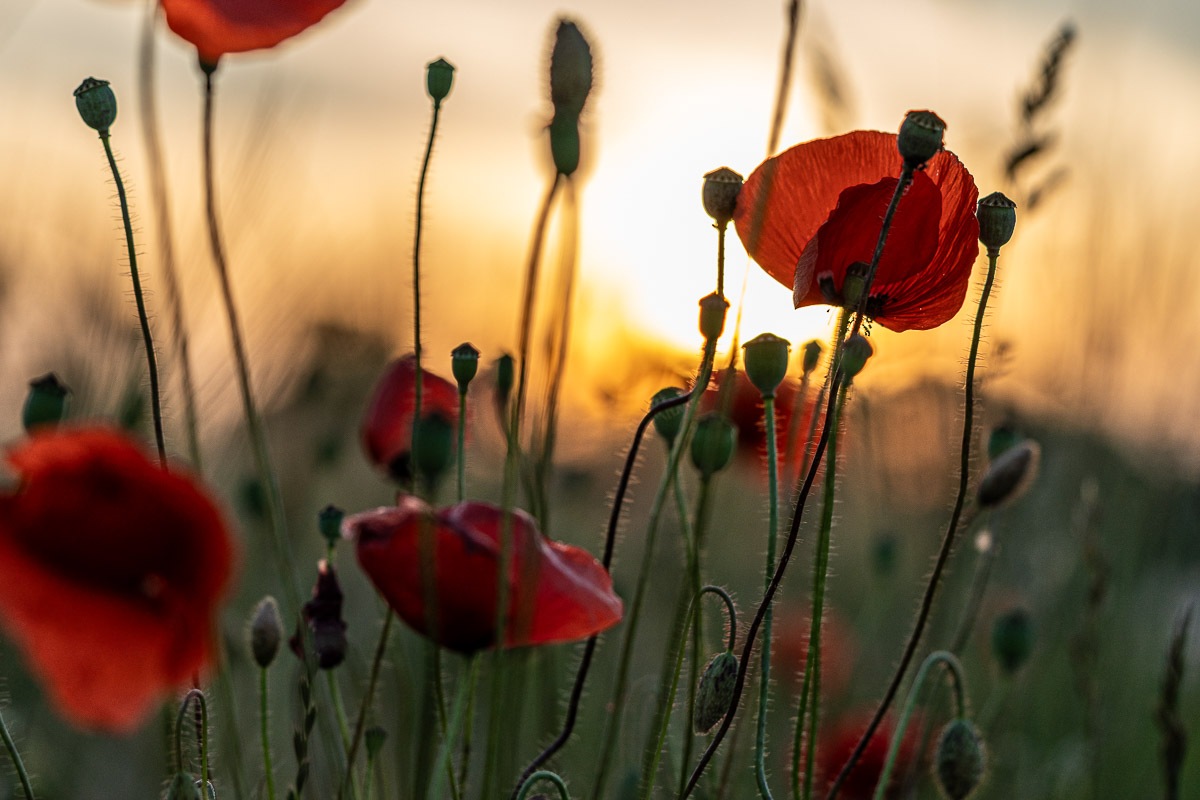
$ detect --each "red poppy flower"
[0,428,234,732]
[346,496,623,653]
[361,355,461,483]
[160,0,351,65]
[702,369,817,477]
[817,712,919,800]
[734,131,979,332]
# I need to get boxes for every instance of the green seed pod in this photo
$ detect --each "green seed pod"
[549,20,593,118]
[22,373,71,432]
[650,387,687,444]
[698,292,729,342]
[165,773,202,800]
[694,650,738,733]
[934,719,986,799]
[451,342,480,392]
[412,412,454,486]
[318,505,345,549]
[548,112,581,176]
[802,340,824,375]
[494,353,515,405]
[249,595,284,669]
[977,192,1017,251]
[365,726,389,759]
[743,333,790,398]
[426,57,455,102]
[977,440,1040,508]
[897,109,946,169]
[74,77,117,134]
[986,425,1022,461]
[839,334,874,383]
[690,412,736,478]
[991,607,1034,675]
[702,167,744,227]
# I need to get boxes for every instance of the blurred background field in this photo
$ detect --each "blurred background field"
[1,0,1199,797]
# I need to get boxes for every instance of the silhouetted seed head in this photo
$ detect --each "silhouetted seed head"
[934,719,986,799]
[897,109,946,169]
[991,607,1034,674]
[650,387,687,444]
[22,373,71,432]
[743,333,791,398]
[802,340,824,374]
[698,293,730,342]
[451,342,481,391]
[425,57,455,102]
[74,77,117,134]
[319,505,345,549]
[840,334,874,383]
[694,650,738,733]
[549,20,593,118]
[690,412,737,477]
[977,440,1040,508]
[702,167,744,227]
[249,596,284,669]
[977,192,1017,251]
[494,353,515,404]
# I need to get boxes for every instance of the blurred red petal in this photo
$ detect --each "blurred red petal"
[161,0,350,64]
[361,355,460,481]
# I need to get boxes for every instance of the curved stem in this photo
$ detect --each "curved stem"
[847,166,913,340]
[870,652,966,800]
[176,689,210,787]
[259,669,276,800]
[679,476,717,796]
[100,133,166,465]
[755,393,780,800]
[517,771,572,800]
[766,0,802,156]
[827,246,1001,799]
[0,703,35,800]
[412,98,444,450]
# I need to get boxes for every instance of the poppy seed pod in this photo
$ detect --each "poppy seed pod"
[426,57,455,102]
[743,333,791,398]
[935,719,987,799]
[694,650,738,733]
[451,342,480,392]
[549,20,593,119]
[650,387,687,444]
[412,412,454,487]
[991,607,1034,674]
[802,340,824,374]
[690,412,736,477]
[897,109,946,169]
[318,505,344,549]
[977,440,1040,508]
[977,191,1017,251]
[74,77,117,134]
[702,167,744,227]
[22,373,71,432]
[249,596,284,669]
[839,334,874,383]
[698,293,730,342]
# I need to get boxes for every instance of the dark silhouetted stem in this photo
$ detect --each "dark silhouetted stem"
[767,0,803,156]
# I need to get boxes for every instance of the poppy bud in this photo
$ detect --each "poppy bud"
[249,596,284,669]
[934,719,986,799]
[494,353,515,406]
[991,607,1033,674]
[897,110,946,169]
[165,772,202,800]
[839,334,874,383]
[802,340,824,375]
[318,505,345,549]
[451,342,480,392]
[548,112,581,176]
[702,167,744,227]
[549,20,593,119]
[977,440,1040,508]
[694,650,738,733]
[650,387,687,444]
[426,57,455,103]
[690,412,736,478]
[977,192,1017,251]
[698,293,730,342]
[412,412,454,487]
[22,373,71,432]
[74,77,117,134]
[197,781,216,800]
[290,561,348,669]
[743,333,790,398]
[986,424,1021,461]
[365,726,388,759]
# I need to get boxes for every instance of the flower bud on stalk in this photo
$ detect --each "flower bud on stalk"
[977,192,1017,251]
[549,20,592,119]
[451,342,480,391]
[743,333,790,398]
[977,440,1040,508]
[802,340,824,375]
[318,505,345,549]
[694,650,738,733]
[425,57,455,102]
[935,719,987,799]
[249,596,284,669]
[702,167,743,227]
[690,413,736,478]
[897,109,946,169]
[22,373,71,432]
[839,334,874,384]
[698,292,730,342]
[650,387,687,444]
[73,77,117,135]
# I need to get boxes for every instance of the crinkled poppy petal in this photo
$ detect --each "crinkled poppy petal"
[527,540,623,646]
[793,172,941,309]
[734,131,904,289]
[361,355,461,480]
[161,0,350,64]
[0,428,233,732]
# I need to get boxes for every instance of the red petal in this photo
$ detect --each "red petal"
[360,356,461,478]
[161,0,350,63]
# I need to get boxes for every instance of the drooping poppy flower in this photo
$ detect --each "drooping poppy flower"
[0,428,234,732]
[289,560,348,669]
[361,355,461,483]
[817,712,919,800]
[346,496,622,653]
[160,0,351,65]
[734,131,979,332]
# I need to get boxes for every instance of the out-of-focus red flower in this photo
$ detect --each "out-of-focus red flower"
[160,0,351,65]
[0,428,233,732]
[361,355,460,483]
[289,560,348,669]
[734,131,979,332]
[702,369,817,477]
[346,496,622,653]
[818,712,918,800]
[770,606,857,699]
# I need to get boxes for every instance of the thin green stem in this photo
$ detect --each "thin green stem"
[827,246,1002,800]
[767,0,802,156]
[412,98,444,455]
[0,703,35,800]
[517,771,572,800]
[428,656,475,800]
[99,133,166,465]
[716,222,727,297]
[199,66,299,615]
[326,671,351,749]
[678,475,717,797]
[341,613,394,800]
[782,370,812,487]
[259,669,276,800]
[870,652,966,800]
[755,393,780,800]
[457,391,467,502]
[176,690,210,787]
[458,655,481,791]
